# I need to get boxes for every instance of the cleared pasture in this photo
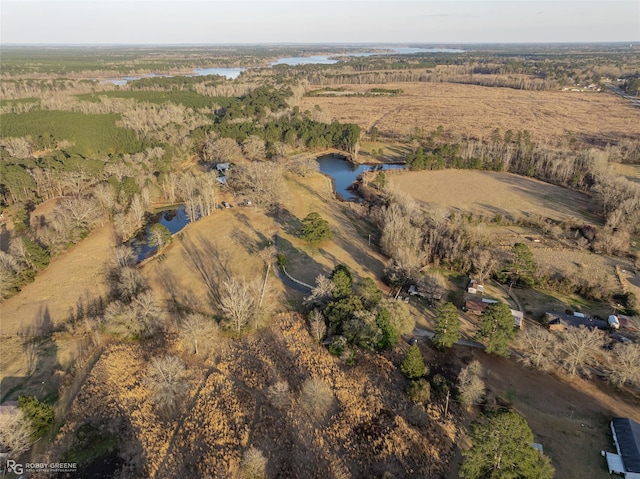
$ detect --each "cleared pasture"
[300,82,640,144]
[388,169,597,222]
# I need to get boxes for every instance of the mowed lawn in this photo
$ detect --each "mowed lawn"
[300,82,640,144]
[388,169,597,222]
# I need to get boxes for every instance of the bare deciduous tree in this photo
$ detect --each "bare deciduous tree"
[240,447,267,479]
[0,407,32,460]
[1,136,32,158]
[241,135,266,159]
[558,326,605,376]
[59,196,100,229]
[111,245,136,269]
[180,313,219,356]
[93,183,117,215]
[229,162,284,208]
[202,137,242,163]
[129,194,146,232]
[605,343,640,388]
[308,309,327,343]
[144,355,189,417]
[517,327,558,372]
[110,266,146,302]
[471,249,499,282]
[458,360,485,406]
[266,380,291,410]
[301,378,334,419]
[218,278,259,332]
[305,274,335,307]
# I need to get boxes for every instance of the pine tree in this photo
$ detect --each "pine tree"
[433,302,460,350]
[401,344,426,379]
[460,410,554,479]
[300,212,333,246]
[478,303,516,357]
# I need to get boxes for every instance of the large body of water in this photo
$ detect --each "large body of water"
[317,154,404,201]
[103,46,464,83]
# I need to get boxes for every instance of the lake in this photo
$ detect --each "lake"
[103,46,465,83]
[128,205,191,262]
[317,154,404,201]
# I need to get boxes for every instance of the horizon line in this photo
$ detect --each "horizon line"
[1,41,637,47]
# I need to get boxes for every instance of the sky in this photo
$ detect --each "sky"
[1,0,638,45]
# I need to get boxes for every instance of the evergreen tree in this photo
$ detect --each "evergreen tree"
[148,223,172,250]
[460,410,554,479]
[355,277,382,308]
[329,264,353,299]
[433,302,460,350]
[401,344,426,379]
[375,307,398,349]
[478,303,516,357]
[504,242,536,289]
[17,396,54,440]
[300,212,333,246]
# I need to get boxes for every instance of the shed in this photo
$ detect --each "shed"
[604,418,640,478]
[467,279,485,294]
[216,162,231,171]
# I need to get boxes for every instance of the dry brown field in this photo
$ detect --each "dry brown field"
[299,82,640,144]
[0,222,115,398]
[612,162,640,183]
[388,169,597,222]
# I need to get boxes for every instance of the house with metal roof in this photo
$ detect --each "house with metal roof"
[603,417,640,478]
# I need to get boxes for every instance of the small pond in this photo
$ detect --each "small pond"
[128,205,191,262]
[317,154,404,201]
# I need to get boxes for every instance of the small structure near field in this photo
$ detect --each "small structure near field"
[602,417,640,478]
[216,162,231,172]
[467,279,485,294]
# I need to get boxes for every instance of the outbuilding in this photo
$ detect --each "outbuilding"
[603,417,640,478]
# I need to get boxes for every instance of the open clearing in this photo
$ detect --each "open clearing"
[388,169,597,222]
[0,222,114,399]
[471,349,640,479]
[300,82,640,144]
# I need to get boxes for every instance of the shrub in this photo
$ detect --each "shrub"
[407,378,431,404]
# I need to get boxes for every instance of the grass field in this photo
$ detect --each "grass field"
[300,82,640,144]
[388,169,598,222]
